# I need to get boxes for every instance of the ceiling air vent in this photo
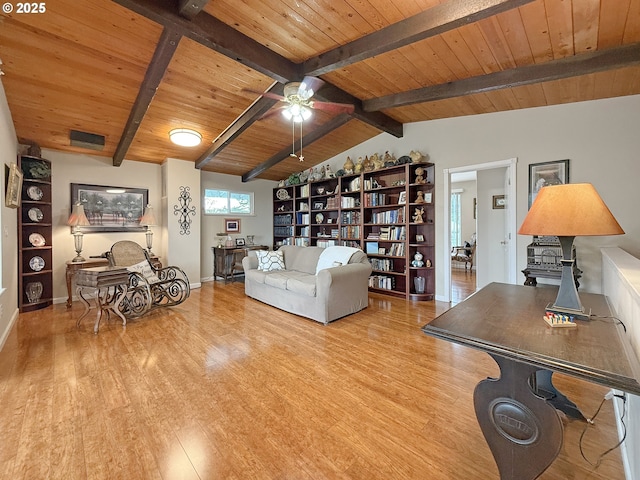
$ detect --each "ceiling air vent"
[70,130,105,151]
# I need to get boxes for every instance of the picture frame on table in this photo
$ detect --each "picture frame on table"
[5,163,23,208]
[415,234,425,242]
[398,191,406,205]
[235,237,246,247]
[70,183,148,232]
[225,218,240,233]
[313,202,324,210]
[528,159,569,209]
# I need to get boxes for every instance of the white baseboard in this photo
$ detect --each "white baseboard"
[0,307,19,352]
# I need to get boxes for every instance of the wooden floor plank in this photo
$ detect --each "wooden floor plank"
[0,276,626,479]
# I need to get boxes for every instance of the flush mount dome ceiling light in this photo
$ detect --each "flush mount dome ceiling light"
[169,128,202,147]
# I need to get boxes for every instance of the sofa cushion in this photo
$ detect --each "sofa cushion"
[257,250,285,271]
[315,246,360,274]
[286,276,317,297]
[245,268,267,284]
[264,271,290,289]
[281,245,324,274]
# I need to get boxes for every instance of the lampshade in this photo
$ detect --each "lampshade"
[169,128,202,147]
[139,204,157,226]
[518,183,624,236]
[518,183,623,321]
[67,203,90,227]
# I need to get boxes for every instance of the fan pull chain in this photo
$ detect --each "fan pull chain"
[299,120,304,161]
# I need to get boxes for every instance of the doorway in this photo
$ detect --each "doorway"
[442,158,517,303]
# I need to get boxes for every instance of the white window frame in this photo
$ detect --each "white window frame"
[203,189,254,215]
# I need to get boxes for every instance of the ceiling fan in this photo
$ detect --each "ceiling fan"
[247,76,355,122]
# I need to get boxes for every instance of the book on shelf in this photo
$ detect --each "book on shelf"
[365,242,379,254]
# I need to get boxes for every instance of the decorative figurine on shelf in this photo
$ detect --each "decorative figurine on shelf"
[383,151,396,165]
[410,150,426,163]
[343,156,355,174]
[325,164,336,178]
[411,251,424,267]
[413,207,425,223]
[354,157,364,174]
[371,153,384,170]
[414,166,426,184]
[426,259,432,267]
[415,191,425,204]
[363,155,374,172]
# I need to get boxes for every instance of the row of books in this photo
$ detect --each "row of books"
[341,210,361,224]
[274,214,293,225]
[299,184,310,198]
[379,225,406,241]
[296,212,310,225]
[363,192,387,207]
[341,196,360,208]
[346,177,361,192]
[274,226,294,236]
[369,275,394,290]
[368,207,405,224]
[369,258,394,272]
[341,225,360,238]
[317,239,338,248]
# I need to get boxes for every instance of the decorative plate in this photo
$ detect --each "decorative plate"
[29,256,45,272]
[315,213,324,224]
[28,207,44,222]
[28,233,46,247]
[276,188,290,200]
[27,185,44,201]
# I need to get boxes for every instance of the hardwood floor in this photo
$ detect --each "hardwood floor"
[0,280,625,479]
[451,267,477,304]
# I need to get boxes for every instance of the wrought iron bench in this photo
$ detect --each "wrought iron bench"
[106,240,190,318]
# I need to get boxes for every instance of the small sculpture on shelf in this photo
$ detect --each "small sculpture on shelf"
[325,164,336,178]
[354,157,364,174]
[410,150,426,163]
[414,191,425,204]
[343,156,355,174]
[426,258,432,267]
[383,151,396,165]
[413,207,425,223]
[411,251,424,267]
[371,153,384,170]
[414,166,426,184]
[363,155,374,172]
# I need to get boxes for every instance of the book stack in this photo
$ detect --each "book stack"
[76,266,129,288]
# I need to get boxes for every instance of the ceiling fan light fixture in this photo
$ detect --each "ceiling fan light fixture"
[282,105,312,123]
[169,128,202,147]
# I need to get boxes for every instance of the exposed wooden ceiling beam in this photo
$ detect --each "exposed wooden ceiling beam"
[113,27,181,166]
[112,0,298,83]
[303,0,535,76]
[242,114,353,182]
[178,0,208,20]
[364,42,640,112]
[195,83,285,169]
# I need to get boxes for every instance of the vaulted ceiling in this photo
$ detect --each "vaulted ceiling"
[1,0,639,182]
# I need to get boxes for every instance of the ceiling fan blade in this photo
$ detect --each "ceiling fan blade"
[301,76,325,95]
[242,88,287,102]
[309,101,355,115]
[259,105,287,120]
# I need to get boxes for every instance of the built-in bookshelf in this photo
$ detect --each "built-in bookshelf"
[272,162,435,300]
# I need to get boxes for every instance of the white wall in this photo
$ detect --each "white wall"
[476,168,507,288]
[200,171,275,280]
[0,79,19,349]
[320,95,640,297]
[601,247,640,480]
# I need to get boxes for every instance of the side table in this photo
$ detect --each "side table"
[75,266,130,334]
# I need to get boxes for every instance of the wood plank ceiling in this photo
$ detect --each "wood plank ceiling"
[1,0,639,182]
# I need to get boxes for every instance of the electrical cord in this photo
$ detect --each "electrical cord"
[579,392,627,469]
[589,314,627,332]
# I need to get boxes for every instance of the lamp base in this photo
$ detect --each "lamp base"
[72,254,86,263]
[545,302,591,321]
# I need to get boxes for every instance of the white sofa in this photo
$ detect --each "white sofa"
[242,245,372,324]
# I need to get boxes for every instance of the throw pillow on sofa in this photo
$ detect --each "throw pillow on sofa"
[127,260,160,284]
[256,250,285,272]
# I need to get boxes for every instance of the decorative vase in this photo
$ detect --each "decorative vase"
[414,276,425,294]
[225,235,234,247]
[25,281,43,303]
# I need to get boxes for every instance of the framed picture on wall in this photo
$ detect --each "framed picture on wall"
[528,159,569,209]
[70,183,148,232]
[225,218,240,233]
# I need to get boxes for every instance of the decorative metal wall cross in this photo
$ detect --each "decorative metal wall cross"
[173,186,196,235]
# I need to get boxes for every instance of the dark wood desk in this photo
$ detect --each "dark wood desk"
[422,283,640,480]
[212,245,268,281]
